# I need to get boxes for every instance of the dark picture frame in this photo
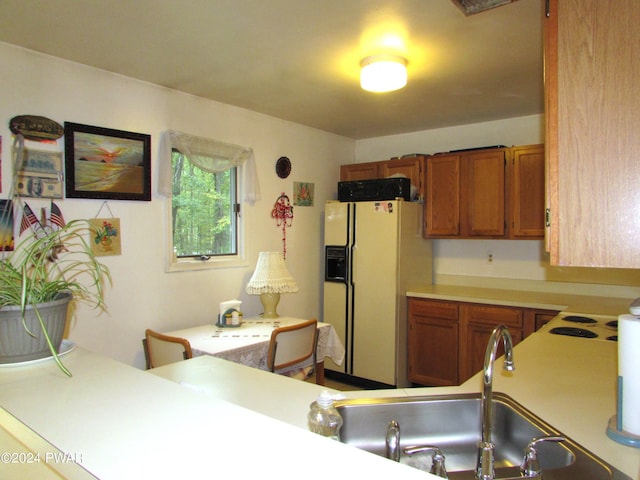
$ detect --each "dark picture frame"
[64,122,151,201]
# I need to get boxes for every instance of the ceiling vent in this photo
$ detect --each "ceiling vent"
[450,0,519,15]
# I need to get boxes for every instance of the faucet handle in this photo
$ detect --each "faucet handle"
[385,420,401,462]
[404,445,448,479]
[520,435,566,477]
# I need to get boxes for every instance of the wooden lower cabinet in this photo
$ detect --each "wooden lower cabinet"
[408,298,459,386]
[532,311,557,331]
[408,297,559,386]
[459,304,524,383]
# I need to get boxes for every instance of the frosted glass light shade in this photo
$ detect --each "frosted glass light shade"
[360,55,408,93]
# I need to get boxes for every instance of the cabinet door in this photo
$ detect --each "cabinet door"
[340,162,380,181]
[459,304,523,383]
[509,145,545,239]
[408,299,459,386]
[534,313,556,331]
[545,0,640,267]
[544,0,558,253]
[533,310,559,331]
[380,156,424,200]
[463,150,505,237]
[425,155,460,236]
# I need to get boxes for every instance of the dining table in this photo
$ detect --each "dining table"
[163,317,345,385]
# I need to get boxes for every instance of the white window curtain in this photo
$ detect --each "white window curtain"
[159,130,261,204]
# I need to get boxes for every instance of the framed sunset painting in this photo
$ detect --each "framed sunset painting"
[64,122,151,201]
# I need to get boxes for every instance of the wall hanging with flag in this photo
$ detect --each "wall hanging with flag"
[20,201,66,239]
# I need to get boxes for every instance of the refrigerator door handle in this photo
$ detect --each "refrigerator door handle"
[350,244,357,285]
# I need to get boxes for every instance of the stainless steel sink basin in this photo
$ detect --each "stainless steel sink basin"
[335,392,630,479]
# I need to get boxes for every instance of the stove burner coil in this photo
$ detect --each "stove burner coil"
[562,315,598,324]
[550,327,599,338]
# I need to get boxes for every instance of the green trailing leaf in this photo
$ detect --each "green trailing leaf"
[0,218,111,376]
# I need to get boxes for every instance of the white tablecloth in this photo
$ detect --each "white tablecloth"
[165,317,345,371]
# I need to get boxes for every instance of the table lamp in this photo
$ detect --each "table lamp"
[246,251,299,318]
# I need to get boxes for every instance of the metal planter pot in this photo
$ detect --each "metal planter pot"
[0,292,71,364]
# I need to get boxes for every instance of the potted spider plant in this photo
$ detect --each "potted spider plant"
[0,205,111,376]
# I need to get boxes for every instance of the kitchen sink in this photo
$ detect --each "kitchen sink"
[335,392,630,479]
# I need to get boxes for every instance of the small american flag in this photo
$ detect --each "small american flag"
[19,203,39,235]
[50,202,66,230]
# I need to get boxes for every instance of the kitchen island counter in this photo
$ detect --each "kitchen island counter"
[0,348,430,480]
[1,315,638,479]
[151,321,639,479]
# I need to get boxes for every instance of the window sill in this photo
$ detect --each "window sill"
[166,255,249,273]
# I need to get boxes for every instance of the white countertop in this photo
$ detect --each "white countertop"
[407,284,633,315]
[149,320,640,479]
[0,347,429,479]
[470,325,633,474]
[1,285,639,479]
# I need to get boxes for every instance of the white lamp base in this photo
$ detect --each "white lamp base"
[260,292,281,318]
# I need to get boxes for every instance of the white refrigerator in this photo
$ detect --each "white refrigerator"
[323,200,433,387]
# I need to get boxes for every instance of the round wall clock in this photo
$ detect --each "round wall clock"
[276,156,291,178]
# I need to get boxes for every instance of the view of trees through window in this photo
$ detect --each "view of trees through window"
[171,151,237,258]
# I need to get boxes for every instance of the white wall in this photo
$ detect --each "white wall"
[355,114,544,162]
[0,42,354,368]
[356,115,640,291]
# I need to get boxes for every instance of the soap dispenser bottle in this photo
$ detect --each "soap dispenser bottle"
[307,390,343,441]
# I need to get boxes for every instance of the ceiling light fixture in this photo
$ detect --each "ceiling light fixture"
[360,54,408,93]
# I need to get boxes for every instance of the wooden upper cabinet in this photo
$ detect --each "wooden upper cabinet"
[425,154,460,236]
[340,162,380,181]
[464,150,505,237]
[340,155,425,199]
[379,156,424,200]
[508,145,545,239]
[425,148,505,238]
[545,0,640,267]
[425,146,544,240]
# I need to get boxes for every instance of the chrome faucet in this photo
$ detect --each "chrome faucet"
[476,325,515,480]
[385,420,401,462]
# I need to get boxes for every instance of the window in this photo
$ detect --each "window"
[171,150,238,259]
[161,131,260,271]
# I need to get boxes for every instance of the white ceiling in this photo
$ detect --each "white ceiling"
[0,0,543,140]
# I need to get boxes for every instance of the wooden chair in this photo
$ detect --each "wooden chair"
[143,329,193,369]
[267,319,319,383]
